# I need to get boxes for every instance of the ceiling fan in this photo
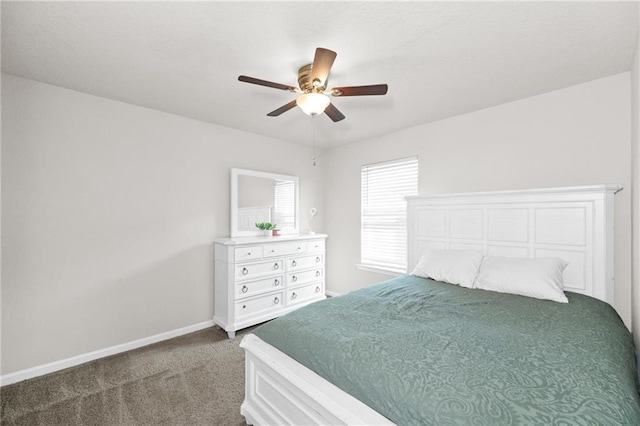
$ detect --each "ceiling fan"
[238,47,388,122]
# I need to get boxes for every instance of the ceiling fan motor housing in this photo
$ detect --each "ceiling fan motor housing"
[298,64,326,93]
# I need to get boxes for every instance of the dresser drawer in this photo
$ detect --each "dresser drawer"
[287,282,324,306]
[288,268,324,286]
[235,276,283,299]
[289,254,323,271]
[263,242,308,258]
[236,292,284,319]
[235,260,283,281]
[307,240,325,252]
[234,246,263,262]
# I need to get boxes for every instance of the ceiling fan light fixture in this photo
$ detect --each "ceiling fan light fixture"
[296,92,330,117]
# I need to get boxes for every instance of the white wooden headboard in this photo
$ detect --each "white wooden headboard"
[406,185,621,305]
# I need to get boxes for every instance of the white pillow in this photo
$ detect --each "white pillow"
[411,249,483,288]
[474,256,569,303]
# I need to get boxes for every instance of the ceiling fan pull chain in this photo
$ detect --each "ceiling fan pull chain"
[312,116,317,167]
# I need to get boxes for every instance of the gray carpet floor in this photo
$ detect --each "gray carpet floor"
[1,326,250,425]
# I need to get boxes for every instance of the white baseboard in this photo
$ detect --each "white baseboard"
[0,319,216,387]
[325,290,342,297]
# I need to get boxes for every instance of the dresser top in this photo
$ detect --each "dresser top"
[214,233,327,246]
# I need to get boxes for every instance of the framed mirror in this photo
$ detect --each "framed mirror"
[230,168,300,237]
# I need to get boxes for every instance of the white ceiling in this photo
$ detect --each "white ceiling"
[2,1,639,148]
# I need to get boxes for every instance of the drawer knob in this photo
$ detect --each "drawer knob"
[316,256,321,263]
[315,286,321,293]
[273,297,279,305]
[242,305,246,309]
[274,279,280,286]
[292,260,297,267]
[242,267,248,276]
[292,292,297,299]
[271,249,275,253]
[297,246,301,250]
[316,270,321,277]
[291,275,297,283]
[247,252,251,256]
[241,285,248,293]
[273,263,280,270]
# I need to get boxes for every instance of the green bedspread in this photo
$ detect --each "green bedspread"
[253,275,640,425]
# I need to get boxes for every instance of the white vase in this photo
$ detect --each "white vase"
[263,230,271,237]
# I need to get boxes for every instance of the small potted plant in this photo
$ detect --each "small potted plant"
[255,222,277,237]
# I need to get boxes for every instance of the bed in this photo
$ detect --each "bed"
[239,185,640,425]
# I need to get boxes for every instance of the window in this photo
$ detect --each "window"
[360,156,418,274]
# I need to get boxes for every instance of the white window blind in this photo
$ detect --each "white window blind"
[273,180,295,230]
[361,156,418,273]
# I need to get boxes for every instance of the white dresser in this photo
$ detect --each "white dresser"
[214,234,327,338]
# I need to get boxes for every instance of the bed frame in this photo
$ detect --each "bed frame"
[240,185,622,426]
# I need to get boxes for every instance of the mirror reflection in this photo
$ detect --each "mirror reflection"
[231,169,299,237]
[237,175,296,231]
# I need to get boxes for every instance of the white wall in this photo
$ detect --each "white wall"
[631,31,640,349]
[0,74,324,375]
[324,73,633,327]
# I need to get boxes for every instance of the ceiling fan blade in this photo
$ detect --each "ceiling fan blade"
[330,84,388,97]
[310,48,337,88]
[238,75,299,92]
[324,103,345,122]
[267,100,298,117]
